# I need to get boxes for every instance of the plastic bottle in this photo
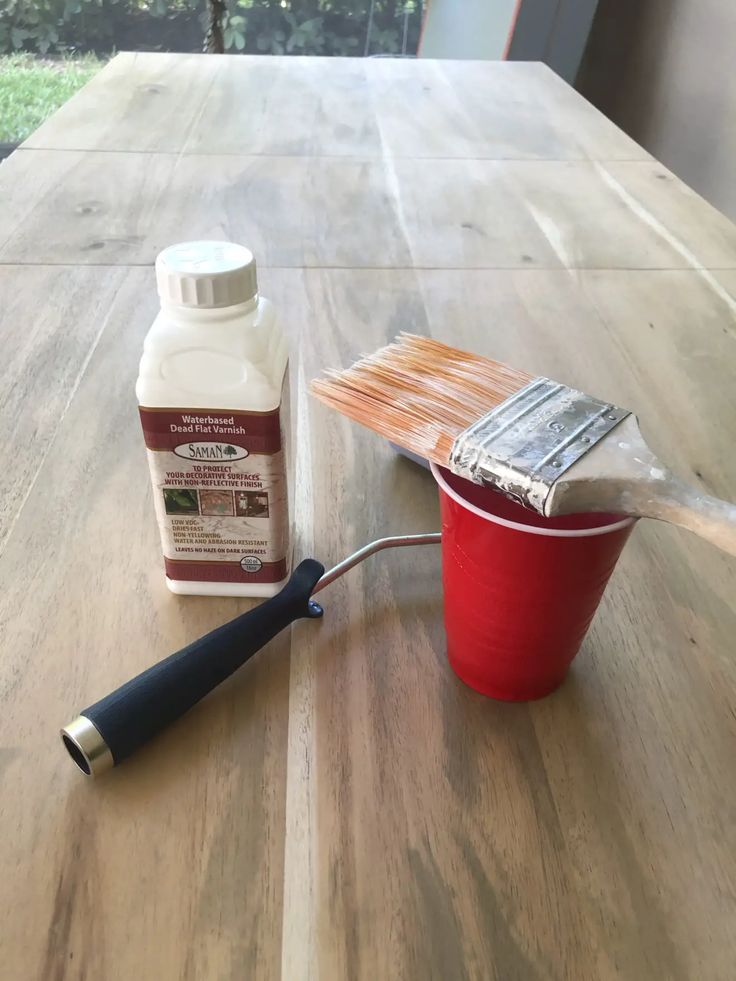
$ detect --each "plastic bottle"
[137,241,289,597]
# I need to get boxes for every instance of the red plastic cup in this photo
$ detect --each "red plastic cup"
[431,463,635,701]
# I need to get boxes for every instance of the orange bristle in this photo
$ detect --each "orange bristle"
[310,333,534,466]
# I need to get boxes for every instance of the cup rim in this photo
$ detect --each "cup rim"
[430,462,636,538]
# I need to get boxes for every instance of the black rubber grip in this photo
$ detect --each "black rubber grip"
[82,559,325,766]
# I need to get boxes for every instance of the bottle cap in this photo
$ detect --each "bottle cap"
[155,241,258,308]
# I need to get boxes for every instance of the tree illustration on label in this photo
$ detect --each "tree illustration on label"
[224,445,238,457]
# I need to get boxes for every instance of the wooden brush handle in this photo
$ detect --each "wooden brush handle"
[634,477,736,557]
[548,416,736,557]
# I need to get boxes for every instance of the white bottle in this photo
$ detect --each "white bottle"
[137,241,289,597]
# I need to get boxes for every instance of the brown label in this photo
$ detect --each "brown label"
[140,407,288,585]
[140,408,281,455]
[163,557,287,584]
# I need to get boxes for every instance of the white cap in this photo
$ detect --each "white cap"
[155,241,258,308]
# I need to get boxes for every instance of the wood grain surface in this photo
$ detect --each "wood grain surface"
[0,53,735,981]
[4,151,736,269]
[23,54,648,161]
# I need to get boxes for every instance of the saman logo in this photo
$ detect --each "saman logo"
[174,442,249,462]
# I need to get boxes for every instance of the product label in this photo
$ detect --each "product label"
[139,407,288,584]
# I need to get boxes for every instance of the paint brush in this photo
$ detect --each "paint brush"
[311,334,736,556]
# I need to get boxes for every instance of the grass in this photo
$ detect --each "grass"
[0,53,103,144]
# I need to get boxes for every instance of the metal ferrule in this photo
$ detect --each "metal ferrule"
[449,378,630,513]
[61,716,114,777]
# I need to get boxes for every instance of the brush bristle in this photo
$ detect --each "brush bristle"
[310,334,534,466]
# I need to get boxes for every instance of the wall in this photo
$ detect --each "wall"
[577,0,736,220]
[420,0,599,81]
[508,0,600,83]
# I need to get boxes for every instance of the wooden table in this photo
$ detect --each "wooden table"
[1,53,735,980]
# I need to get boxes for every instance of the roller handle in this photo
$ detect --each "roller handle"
[70,560,324,771]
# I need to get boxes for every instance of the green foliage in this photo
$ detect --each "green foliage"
[368,26,399,54]
[283,13,325,55]
[256,22,285,55]
[0,0,423,58]
[0,0,201,55]
[325,30,359,56]
[223,12,246,50]
[225,1,421,56]
[0,1,67,56]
